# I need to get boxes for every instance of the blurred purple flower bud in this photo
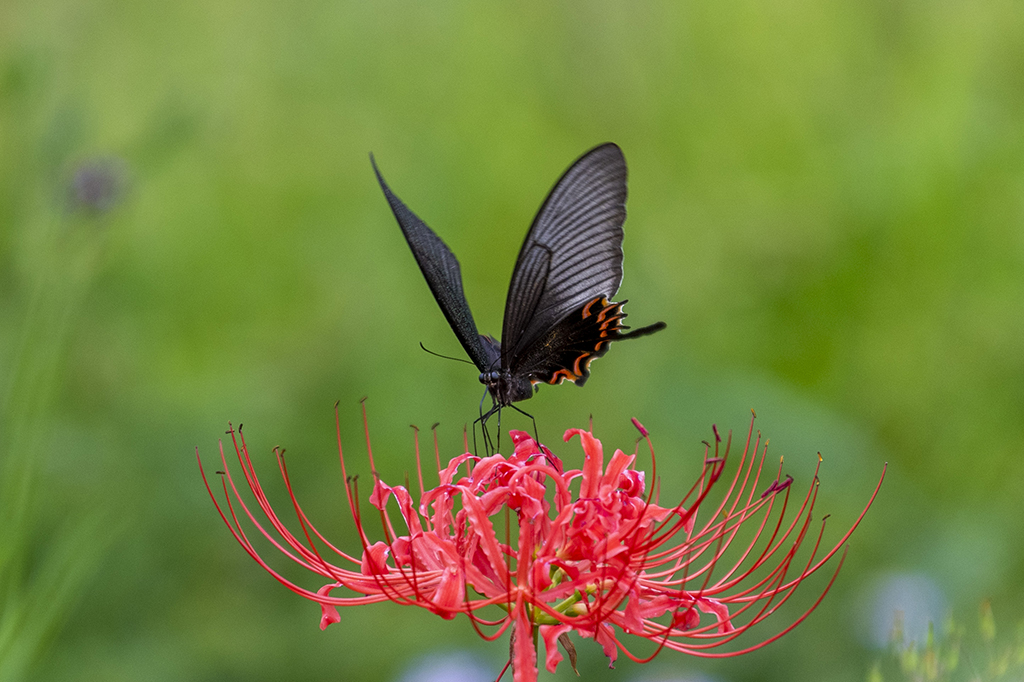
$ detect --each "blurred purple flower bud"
[68,157,127,213]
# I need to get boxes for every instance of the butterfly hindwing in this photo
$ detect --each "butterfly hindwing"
[513,296,666,388]
[371,156,494,373]
[512,296,625,387]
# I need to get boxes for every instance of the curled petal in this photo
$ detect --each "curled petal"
[369,479,392,509]
[513,604,538,682]
[601,449,636,497]
[697,598,735,634]
[360,541,390,576]
[594,623,619,667]
[317,584,342,630]
[429,566,465,620]
[564,428,605,499]
[673,603,701,630]
[540,624,572,673]
[618,469,645,497]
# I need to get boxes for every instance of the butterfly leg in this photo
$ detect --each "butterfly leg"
[506,404,556,466]
[474,401,539,455]
[495,407,502,452]
[475,390,499,455]
[477,408,498,455]
[473,389,485,455]
[507,403,540,446]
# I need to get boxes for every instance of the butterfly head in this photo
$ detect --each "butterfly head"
[479,369,534,407]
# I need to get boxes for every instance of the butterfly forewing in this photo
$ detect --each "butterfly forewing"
[500,143,628,370]
[371,156,494,373]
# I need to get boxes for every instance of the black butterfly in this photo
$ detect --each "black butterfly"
[372,143,665,434]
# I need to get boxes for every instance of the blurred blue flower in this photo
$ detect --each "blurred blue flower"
[395,651,492,682]
[860,572,947,648]
[627,672,725,682]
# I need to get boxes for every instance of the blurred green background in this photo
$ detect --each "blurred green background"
[1,1,1022,681]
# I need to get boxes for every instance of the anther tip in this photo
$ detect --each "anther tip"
[631,418,648,437]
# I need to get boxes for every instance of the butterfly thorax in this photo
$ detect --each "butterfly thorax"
[480,369,534,406]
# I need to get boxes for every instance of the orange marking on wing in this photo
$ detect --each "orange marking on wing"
[598,311,625,337]
[572,351,594,376]
[581,297,604,318]
[548,368,577,384]
[596,301,625,324]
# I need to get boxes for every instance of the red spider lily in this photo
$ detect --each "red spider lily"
[199,408,885,682]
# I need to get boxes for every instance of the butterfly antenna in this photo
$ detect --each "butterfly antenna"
[418,342,476,365]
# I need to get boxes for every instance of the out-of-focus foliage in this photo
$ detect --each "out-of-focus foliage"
[0,155,120,680]
[0,1,1021,681]
[869,602,1024,682]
